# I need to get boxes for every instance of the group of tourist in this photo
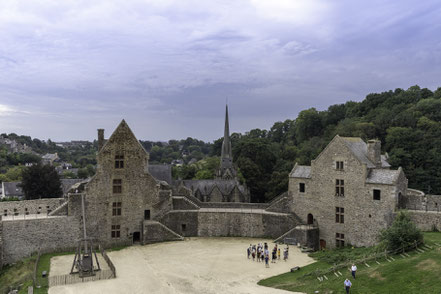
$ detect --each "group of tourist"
[246,243,289,267]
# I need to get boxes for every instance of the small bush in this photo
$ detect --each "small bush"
[379,211,423,252]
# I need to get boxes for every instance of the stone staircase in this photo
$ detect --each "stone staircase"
[48,201,69,216]
[273,224,319,250]
[143,220,184,244]
[172,196,200,210]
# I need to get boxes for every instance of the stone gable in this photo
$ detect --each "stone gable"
[290,135,408,248]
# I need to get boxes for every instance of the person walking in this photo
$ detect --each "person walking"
[247,245,251,259]
[278,248,281,260]
[344,278,352,294]
[351,264,357,279]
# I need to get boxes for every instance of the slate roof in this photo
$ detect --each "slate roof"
[366,169,401,185]
[60,179,84,195]
[42,153,58,161]
[179,179,246,196]
[148,164,172,184]
[340,137,376,168]
[381,155,391,168]
[290,165,311,178]
[340,137,392,169]
[2,182,24,197]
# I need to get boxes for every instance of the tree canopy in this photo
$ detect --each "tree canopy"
[21,164,63,199]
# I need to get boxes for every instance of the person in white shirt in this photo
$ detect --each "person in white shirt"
[351,264,357,279]
[344,278,352,294]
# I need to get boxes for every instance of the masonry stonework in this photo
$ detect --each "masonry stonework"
[2,216,81,264]
[0,217,3,269]
[290,136,407,248]
[0,198,65,218]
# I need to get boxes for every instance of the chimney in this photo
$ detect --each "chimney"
[98,129,104,152]
[367,139,382,168]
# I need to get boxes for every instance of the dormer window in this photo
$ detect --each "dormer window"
[115,154,124,169]
[336,161,344,170]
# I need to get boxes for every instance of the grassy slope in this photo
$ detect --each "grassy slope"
[0,255,36,294]
[259,232,441,294]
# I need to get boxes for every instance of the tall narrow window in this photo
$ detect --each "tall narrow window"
[336,161,344,170]
[113,179,122,194]
[373,189,381,200]
[144,209,151,220]
[299,183,305,193]
[335,207,344,223]
[115,154,124,169]
[335,179,345,197]
[112,202,122,216]
[336,233,345,247]
[111,225,121,238]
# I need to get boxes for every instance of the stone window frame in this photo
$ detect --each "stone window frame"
[112,202,122,216]
[335,161,344,171]
[299,182,306,193]
[335,179,345,197]
[336,233,345,247]
[373,189,381,201]
[111,224,121,238]
[335,207,344,223]
[114,154,124,169]
[113,179,122,194]
[3,209,7,216]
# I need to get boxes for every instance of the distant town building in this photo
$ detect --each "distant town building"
[0,136,33,154]
[0,179,83,199]
[1,182,24,199]
[41,153,59,165]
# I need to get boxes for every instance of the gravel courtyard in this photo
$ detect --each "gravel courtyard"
[49,237,314,294]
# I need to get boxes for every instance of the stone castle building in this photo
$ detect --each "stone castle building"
[1,120,441,267]
[289,135,408,248]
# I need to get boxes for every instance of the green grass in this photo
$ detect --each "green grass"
[259,232,441,294]
[0,245,125,294]
[0,255,36,294]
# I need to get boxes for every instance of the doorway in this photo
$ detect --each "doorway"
[144,209,151,220]
[320,239,326,250]
[307,213,314,225]
[133,231,141,243]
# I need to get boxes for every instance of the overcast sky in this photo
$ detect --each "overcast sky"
[1,0,440,142]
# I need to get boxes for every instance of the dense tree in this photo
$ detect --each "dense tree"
[21,164,62,199]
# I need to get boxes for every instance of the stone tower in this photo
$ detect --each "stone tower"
[217,105,237,179]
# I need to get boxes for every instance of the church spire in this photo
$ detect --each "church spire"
[218,104,236,179]
[221,104,232,159]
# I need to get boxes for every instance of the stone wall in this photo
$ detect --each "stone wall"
[197,211,297,238]
[0,198,65,217]
[408,210,441,231]
[2,216,81,264]
[0,217,3,269]
[403,191,441,212]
